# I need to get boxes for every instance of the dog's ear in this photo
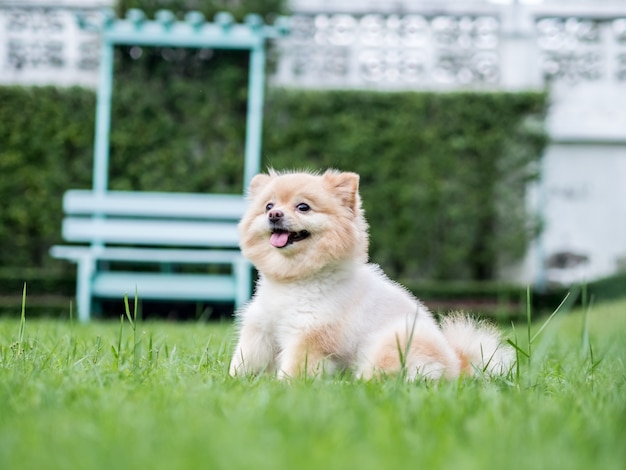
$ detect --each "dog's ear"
[323,170,360,212]
[248,173,273,198]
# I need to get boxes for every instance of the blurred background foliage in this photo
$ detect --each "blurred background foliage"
[264,90,547,281]
[0,86,547,280]
[0,0,553,316]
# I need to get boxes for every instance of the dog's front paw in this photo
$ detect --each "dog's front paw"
[229,350,246,376]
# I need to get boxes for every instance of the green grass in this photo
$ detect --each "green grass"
[1,297,625,470]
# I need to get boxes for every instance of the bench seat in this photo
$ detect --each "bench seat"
[92,272,237,301]
[50,246,244,264]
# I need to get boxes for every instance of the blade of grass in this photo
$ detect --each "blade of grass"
[580,284,593,357]
[506,337,530,359]
[395,310,419,379]
[124,290,141,370]
[18,282,26,350]
[526,286,532,366]
[123,293,135,330]
[530,291,571,344]
[113,313,124,368]
[134,286,139,323]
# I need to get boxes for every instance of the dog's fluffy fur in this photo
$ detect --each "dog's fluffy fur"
[229,169,514,380]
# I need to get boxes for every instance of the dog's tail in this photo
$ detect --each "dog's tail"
[440,313,515,377]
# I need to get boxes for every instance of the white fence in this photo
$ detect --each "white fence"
[275,1,626,90]
[0,0,104,87]
[1,0,625,286]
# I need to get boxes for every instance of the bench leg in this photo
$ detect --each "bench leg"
[234,256,252,311]
[76,256,94,322]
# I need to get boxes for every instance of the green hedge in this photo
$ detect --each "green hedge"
[0,87,95,268]
[263,90,547,280]
[0,85,546,282]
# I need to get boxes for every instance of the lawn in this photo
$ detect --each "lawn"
[1,296,625,470]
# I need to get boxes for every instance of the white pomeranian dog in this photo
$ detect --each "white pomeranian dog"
[229,169,514,380]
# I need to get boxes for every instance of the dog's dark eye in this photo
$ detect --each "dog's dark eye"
[265,203,274,212]
[296,203,310,213]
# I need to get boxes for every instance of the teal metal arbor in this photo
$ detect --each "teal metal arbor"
[79,8,288,193]
[50,9,289,321]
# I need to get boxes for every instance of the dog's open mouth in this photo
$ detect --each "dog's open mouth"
[270,229,310,248]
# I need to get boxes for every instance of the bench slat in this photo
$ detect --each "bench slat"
[50,246,243,264]
[92,272,236,300]
[62,218,241,247]
[64,190,249,219]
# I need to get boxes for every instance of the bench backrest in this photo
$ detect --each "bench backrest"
[62,190,248,248]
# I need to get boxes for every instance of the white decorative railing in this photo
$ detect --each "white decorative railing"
[3,1,626,90]
[274,12,502,89]
[0,1,107,87]
[537,16,626,84]
[273,4,626,90]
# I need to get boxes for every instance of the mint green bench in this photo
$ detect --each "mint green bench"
[50,190,251,321]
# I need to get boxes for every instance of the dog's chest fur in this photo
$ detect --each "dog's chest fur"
[249,264,370,356]
[256,266,358,324]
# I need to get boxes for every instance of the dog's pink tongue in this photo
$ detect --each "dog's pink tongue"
[270,232,290,248]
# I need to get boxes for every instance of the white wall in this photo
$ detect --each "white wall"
[521,144,626,286]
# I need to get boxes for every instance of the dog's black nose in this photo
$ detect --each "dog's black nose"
[268,209,284,223]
